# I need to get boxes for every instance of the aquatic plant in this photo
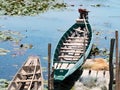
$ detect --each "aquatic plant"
[90,44,109,59]
[0,79,9,89]
[0,30,23,42]
[0,0,66,16]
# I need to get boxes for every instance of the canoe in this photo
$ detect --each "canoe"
[53,9,93,81]
[7,56,44,90]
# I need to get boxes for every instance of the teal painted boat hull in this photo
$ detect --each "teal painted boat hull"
[53,9,93,81]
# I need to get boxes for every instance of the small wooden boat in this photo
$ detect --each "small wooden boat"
[53,9,93,81]
[7,56,43,90]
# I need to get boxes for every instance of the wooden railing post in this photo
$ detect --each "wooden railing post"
[109,38,115,90]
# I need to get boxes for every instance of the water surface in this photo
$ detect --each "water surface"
[0,0,120,81]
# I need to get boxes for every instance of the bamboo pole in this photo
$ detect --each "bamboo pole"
[109,38,115,90]
[48,43,51,90]
[115,31,119,90]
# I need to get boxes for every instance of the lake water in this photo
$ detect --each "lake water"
[0,0,120,81]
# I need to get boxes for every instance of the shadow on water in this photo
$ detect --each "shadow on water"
[54,68,83,90]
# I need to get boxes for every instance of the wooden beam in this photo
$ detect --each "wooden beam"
[28,65,37,90]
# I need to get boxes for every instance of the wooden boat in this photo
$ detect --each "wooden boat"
[7,56,43,90]
[53,9,93,81]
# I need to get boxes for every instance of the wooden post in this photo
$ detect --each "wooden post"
[51,67,54,90]
[119,52,120,88]
[48,43,51,90]
[109,38,115,90]
[115,31,119,90]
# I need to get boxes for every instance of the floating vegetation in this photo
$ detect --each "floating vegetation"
[0,79,9,89]
[0,0,67,16]
[0,30,24,42]
[19,43,33,49]
[91,4,109,7]
[90,44,109,58]
[12,43,33,57]
[0,48,10,56]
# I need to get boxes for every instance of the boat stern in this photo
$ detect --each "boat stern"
[54,69,68,81]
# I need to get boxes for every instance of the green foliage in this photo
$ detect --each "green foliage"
[0,0,66,16]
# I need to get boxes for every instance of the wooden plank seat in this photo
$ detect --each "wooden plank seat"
[66,39,88,43]
[54,63,75,69]
[60,50,84,53]
[68,36,88,39]
[22,65,40,70]
[61,58,79,61]
[13,79,42,83]
[76,19,84,22]
[61,47,84,50]
[54,60,77,64]
[19,72,41,76]
[73,27,84,33]
[59,55,80,58]
[63,43,87,46]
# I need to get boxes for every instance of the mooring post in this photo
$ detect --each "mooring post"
[48,43,51,90]
[119,51,120,90]
[119,52,120,89]
[51,67,54,90]
[115,31,119,90]
[109,38,115,90]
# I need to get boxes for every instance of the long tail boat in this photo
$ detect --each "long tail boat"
[53,9,93,81]
[7,56,43,90]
